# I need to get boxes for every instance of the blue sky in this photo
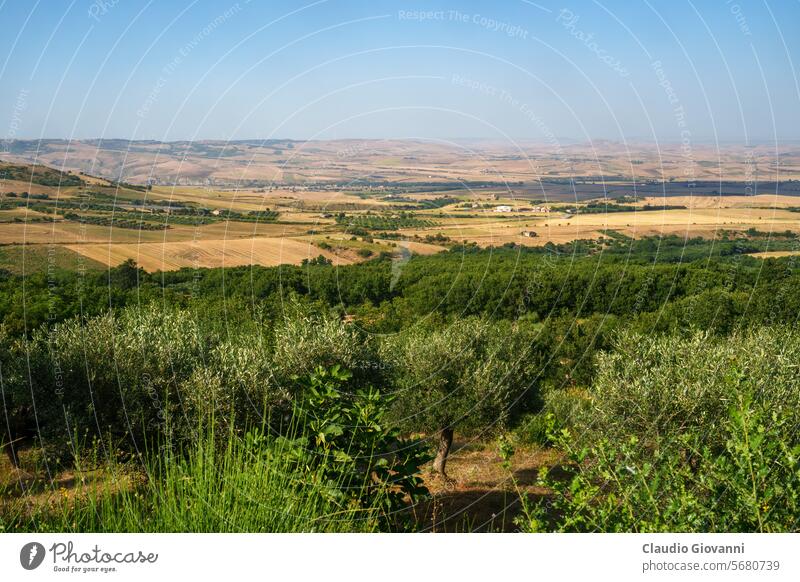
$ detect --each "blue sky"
[1,0,798,142]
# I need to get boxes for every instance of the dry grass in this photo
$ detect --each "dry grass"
[6,159,800,271]
[381,239,446,255]
[66,236,359,271]
[541,207,796,229]
[2,437,559,533]
[0,207,52,219]
[150,187,393,212]
[0,245,105,274]
[0,179,66,196]
[751,250,800,258]
[0,219,313,243]
[639,194,800,209]
[406,205,800,247]
[1,443,142,528]
[7,202,800,271]
[149,186,269,211]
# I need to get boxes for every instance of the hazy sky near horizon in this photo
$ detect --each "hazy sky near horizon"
[1,0,799,144]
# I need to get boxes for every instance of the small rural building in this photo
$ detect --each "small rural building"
[522,230,538,238]
[494,205,513,213]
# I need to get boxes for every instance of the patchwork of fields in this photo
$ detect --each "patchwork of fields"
[4,153,800,273]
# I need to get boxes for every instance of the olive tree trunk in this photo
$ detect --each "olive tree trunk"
[432,427,454,478]
[3,438,19,469]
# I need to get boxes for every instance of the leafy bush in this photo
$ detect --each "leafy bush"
[281,365,430,525]
[581,328,800,452]
[6,365,431,533]
[4,301,399,461]
[9,308,218,460]
[519,400,800,532]
[514,388,591,446]
[271,306,382,389]
[514,326,800,532]
[5,304,384,461]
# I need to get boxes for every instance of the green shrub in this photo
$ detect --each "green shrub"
[519,399,800,532]
[580,327,800,452]
[283,365,430,526]
[10,308,220,460]
[6,304,382,462]
[513,326,800,532]
[514,388,591,446]
[271,306,382,388]
[382,318,539,435]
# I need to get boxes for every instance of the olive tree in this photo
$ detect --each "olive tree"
[381,317,540,480]
[586,326,800,451]
[270,307,384,390]
[10,307,222,459]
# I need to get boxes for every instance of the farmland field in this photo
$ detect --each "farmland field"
[66,236,356,271]
[4,153,800,272]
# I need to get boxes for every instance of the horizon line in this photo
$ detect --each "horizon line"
[3,137,800,146]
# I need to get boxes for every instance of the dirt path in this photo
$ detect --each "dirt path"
[413,440,560,532]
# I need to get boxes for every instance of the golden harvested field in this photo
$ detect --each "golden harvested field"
[379,239,445,255]
[751,250,800,259]
[66,237,354,272]
[0,219,314,245]
[401,201,800,247]
[0,207,51,219]
[179,221,315,239]
[261,189,395,207]
[0,222,135,245]
[0,179,59,196]
[544,207,800,229]
[0,245,105,274]
[148,187,270,212]
[149,186,405,213]
[639,194,800,209]
[7,195,800,271]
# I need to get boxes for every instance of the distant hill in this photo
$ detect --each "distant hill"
[3,138,800,187]
[0,159,85,188]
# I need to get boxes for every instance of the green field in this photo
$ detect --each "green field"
[0,244,105,275]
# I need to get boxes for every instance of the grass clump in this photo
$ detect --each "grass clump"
[8,428,381,532]
[4,365,431,533]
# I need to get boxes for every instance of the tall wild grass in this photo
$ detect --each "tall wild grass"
[9,426,385,533]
